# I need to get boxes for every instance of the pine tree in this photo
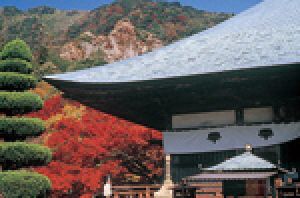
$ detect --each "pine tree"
[0,39,52,198]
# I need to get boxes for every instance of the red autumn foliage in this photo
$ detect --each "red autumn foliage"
[31,95,163,197]
[177,15,188,22]
[27,95,65,120]
[108,5,124,15]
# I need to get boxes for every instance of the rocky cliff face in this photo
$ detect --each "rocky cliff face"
[60,19,163,63]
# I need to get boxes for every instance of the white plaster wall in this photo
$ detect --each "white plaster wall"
[172,110,236,129]
[244,107,273,123]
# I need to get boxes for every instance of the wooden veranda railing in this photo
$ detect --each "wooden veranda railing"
[109,185,161,198]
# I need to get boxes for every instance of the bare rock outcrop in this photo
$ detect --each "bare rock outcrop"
[60,19,163,63]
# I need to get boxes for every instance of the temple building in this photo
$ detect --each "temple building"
[45,0,300,196]
[184,149,280,197]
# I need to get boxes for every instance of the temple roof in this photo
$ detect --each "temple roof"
[163,122,300,154]
[205,152,276,171]
[45,0,300,83]
[187,172,276,181]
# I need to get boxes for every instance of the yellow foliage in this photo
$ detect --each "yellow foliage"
[31,81,60,100]
[62,104,86,119]
[124,173,141,183]
[45,114,64,131]
[45,103,86,131]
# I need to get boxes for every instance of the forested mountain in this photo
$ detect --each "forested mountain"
[0,1,233,78]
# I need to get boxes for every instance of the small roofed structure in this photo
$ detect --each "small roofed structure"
[204,151,276,171]
[186,151,279,197]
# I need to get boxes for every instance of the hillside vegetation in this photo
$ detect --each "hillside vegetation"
[0,1,233,78]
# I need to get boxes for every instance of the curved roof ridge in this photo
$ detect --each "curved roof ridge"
[205,151,277,171]
[45,0,300,83]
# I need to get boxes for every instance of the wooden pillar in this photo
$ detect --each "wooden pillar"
[277,144,281,166]
[146,187,151,198]
[113,192,119,198]
[266,178,270,197]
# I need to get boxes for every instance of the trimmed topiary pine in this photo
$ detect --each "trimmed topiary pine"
[0,171,51,198]
[0,39,52,197]
[0,39,33,62]
[0,142,52,170]
[0,59,33,74]
[0,117,45,141]
[0,72,37,91]
[0,92,43,115]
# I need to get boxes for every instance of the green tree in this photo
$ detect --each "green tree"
[2,6,23,17]
[1,39,33,62]
[37,46,49,65]
[28,6,56,15]
[0,39,52,198]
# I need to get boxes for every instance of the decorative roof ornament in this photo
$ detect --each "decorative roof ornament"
[245,144,252,152]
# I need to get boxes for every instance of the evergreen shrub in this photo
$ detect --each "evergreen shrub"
[0,142,52,169]
[0,117,45,140]
[0,59,33,74]
[0,171,51,198]
[0,92,43,115]
[0,39,33,62]
[0,72,37,91]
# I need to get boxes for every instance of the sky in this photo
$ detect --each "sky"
[0,0,262,13]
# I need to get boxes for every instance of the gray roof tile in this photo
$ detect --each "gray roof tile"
[45,0,300,82]
[205,152,276,171]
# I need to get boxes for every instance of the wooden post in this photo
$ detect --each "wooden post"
[139,192,143,198]
[146,187,150,198]
[266,178,270,196]
[113,192,119,198]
